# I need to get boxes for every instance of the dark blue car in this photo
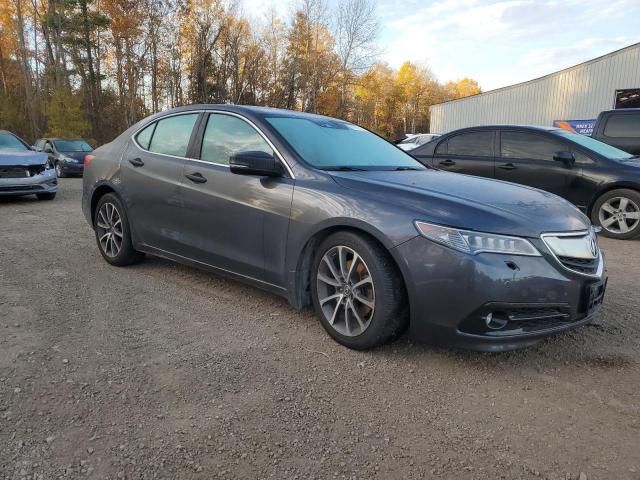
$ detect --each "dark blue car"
[34,138,93,177]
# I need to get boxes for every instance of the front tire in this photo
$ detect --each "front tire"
[310,231,408,350]
[591,189,640,240]
[94,193,144,266]
[55,162,66,178]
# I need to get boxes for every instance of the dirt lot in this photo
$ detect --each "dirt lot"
[1,179,639,480]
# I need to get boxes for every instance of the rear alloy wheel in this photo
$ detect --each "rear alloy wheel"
[311,232,407,350]
[94,193,144,266]
[592,189,640,240]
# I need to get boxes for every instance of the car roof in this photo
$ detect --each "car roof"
[445,125,564,133]
[154,104,349,123]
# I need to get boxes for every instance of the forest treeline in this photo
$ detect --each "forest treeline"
[0,0,481,145]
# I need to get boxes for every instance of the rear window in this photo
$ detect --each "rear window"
[604,114,640,138]
[447,131,493,156]
[147,114,198,157]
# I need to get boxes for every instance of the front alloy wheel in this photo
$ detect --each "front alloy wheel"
[311,231,407,350]
[598,197,640,235]
[592,188,640,239]
[316,246,375,337]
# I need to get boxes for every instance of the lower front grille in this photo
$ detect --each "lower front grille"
[0,185,43,192]
[0,165,46,178]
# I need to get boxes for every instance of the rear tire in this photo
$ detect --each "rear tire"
[591,189,640,240]
[310,231,408,350]
[94,193,145,266]
[36,192,56,201]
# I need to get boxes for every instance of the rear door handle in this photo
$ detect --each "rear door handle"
[439,159,456,166]
[185,172,207,184]
[129,157,144,167]
[498,162,517,170]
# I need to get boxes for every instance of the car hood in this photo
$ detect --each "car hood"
[0,151,48,166]
[330,169,590,238]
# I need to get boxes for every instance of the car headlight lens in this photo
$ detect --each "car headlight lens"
[414,221,540,256]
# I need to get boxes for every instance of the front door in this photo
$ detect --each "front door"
[177,112,294,285]
[495,130,572,198]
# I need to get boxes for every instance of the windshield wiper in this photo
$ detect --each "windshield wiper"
[323,166,368,171]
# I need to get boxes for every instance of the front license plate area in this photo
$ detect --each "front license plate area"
[584,278,607,316]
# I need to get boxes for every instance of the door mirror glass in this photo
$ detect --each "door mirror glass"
[553,150,575,166]
[43,144,54,153]
[230,151,281,177]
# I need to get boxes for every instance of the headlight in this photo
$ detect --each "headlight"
[414,221,540,256]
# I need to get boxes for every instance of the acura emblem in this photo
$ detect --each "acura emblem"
[588,235,598,257]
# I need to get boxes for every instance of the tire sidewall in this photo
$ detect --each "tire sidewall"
[310,232,406,350]
[592,189,640,240]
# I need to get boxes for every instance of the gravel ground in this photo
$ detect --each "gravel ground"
[1,179,639,480]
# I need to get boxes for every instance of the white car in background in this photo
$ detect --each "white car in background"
[397,133,441,151]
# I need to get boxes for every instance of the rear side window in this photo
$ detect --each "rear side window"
[501,131,566,161]
[200,114,273,165]
[447,131,493,156]
[435,139,447,155]
[136,123,156,150]
[147,114,198,157]
[604,114,640,138]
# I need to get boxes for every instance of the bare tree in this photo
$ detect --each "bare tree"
[335,0,378,117]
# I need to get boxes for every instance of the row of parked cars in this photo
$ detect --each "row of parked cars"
[0,131,92,200]
[401,108,640,240]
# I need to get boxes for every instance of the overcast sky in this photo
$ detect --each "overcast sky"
[242,0,640,91]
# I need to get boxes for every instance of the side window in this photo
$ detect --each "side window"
[435,140,447,155]
[501,132,566,161]
[148,114,198,157]
[604,115,640,138]
[136,123,156,150]
[200,114,273,165]
[447,131,493,156]
[571,149,594,164]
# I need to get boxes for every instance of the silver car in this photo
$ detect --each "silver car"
[0,130,57,200]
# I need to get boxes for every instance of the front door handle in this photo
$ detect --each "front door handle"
[129,157,144,167]
[185,172,207,184]
[439,159,456,167]
[497,162,517,170]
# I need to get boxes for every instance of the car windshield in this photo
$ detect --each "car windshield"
[556,131,633,159]
[53,139,93,152]
[266,116,425,170]
[0,133,29,152]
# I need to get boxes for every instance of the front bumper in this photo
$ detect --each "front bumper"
[394,236,607,352]
[0,170,58,197]
[59,160,84,175]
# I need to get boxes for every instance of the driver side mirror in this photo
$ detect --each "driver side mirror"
[553,151,575,167]
[43,145,54,154]
[229,151,282,177]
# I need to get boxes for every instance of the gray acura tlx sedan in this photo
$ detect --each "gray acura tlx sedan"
[82,105,607,351]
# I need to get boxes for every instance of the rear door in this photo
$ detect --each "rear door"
[600,112,640,155]
[121,112,201,252]
[177,112,294,285]
[431,130,495,179]
[495,130,573,197]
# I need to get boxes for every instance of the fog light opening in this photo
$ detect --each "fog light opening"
[484,311,509,330]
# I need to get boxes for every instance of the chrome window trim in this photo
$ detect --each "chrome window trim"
[540,230,604,278]
[130,109,296,179]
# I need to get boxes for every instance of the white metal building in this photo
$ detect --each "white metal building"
[429,43,640,134]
